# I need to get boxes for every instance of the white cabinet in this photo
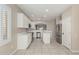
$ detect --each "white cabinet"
[17,13,31,28]
[43,31,52,44]
[17,13,24,27]
[17,33,32,49]
[28,33,32,46]
[17,33,28,49]
[56,16,62,24]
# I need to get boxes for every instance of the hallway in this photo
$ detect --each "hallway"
[14,39,72,55]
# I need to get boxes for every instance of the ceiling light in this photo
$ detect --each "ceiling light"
[45,9,49,12]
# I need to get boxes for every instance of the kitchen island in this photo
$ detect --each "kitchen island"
[29,30,52,44]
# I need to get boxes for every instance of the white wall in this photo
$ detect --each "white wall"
[72,5,79,52]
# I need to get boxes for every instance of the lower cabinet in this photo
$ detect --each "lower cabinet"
[43,32,52,44]
[17,33,32,49]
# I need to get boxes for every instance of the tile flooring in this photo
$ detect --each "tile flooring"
[13,39,78,55]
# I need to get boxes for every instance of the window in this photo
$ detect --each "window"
[0,5,11,46]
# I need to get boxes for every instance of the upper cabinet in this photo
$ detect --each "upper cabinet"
[17,13,31,28]
[30,22,35,29]
[56,16,62,25]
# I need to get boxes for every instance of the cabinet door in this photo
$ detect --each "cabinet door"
[17,13,24,27]
[31,22,35,29]
[17,34,26,49]
[17,13,29,28]
[17,34,29,49]
[43,32,51,44]
[23,16,28,28]
[28,33,32,46]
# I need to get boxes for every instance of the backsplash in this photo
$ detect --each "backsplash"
[17,28,29,33]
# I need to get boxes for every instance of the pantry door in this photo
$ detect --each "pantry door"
[62,16,71,49]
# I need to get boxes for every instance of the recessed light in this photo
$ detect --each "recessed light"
[45,9,49,12]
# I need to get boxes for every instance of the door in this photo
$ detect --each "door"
[62,16,71,49]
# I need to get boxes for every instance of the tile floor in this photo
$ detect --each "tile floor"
[13,39,79,55]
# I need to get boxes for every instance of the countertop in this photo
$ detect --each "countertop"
[18,31,32,35]
[28,30,52,33]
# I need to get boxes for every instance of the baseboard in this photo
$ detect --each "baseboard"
[71,50,79,53]
[10,49,17,55]
[61,45,79,53]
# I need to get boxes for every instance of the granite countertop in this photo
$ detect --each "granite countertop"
[28,30,52,33]
[18,31,32,35]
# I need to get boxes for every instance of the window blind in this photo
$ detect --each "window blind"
[0,5,8,40]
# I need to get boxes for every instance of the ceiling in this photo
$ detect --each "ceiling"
[17,4,71,21]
